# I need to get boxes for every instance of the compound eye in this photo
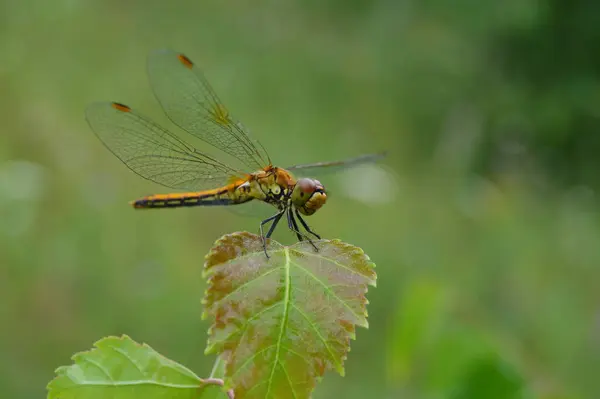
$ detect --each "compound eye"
[292,178,327,216]
[297,178,317,196]
[292,178,317,206]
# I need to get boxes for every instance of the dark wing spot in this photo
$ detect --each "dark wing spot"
[177,54,194,69]
[111,102,131,112]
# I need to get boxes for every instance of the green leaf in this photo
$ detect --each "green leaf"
[387,278,448,384]
[203,232,376,398]
[449,353,527,399]
[47,335,229,399]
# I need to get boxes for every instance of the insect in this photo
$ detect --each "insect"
[86,49,383,256]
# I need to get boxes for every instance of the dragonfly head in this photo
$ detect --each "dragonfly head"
[291,178,327,216]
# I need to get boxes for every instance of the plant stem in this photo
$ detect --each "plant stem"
[207,356,234,398]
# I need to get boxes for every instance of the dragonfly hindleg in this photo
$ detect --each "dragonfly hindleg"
[259,209,285,258]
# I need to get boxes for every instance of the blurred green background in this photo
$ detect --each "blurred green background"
[1,1,599,398]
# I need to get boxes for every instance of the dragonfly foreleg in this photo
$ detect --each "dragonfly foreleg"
[287,208,319,252]
[259,209,285,258]
[294,208,321,240]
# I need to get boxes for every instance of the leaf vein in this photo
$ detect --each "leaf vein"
[291,260,363,322]
[108,345,144,377]
[208,300,283,351]
[230,344,276,379]
[299,251,374,280]
[291,303,342,372]
[211,267,280,308]
[60,380,202,389]
[279,361,298,399]
[265,247,291,398]
[79,356,114,382]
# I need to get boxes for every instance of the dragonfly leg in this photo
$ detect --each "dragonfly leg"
[287,208,304,242]
[295,208,321,239]
[265,211,284,238]
[288,209,319,252]
[259,209,285,258]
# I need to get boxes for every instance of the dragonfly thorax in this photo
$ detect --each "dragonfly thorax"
[251,167,294,204]
[291,178,327,216]
[252,169,327,215]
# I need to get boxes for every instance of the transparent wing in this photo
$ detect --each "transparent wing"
[147,49,271,171]
[286,153,386,179]
[288,153,387,203]
[86,102,244,191]
[225,200,278,219]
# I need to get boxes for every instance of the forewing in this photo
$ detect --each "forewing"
[147,49,270,171]
[286,153,386,179]
[85,102,242,191]
[286,153,386,201]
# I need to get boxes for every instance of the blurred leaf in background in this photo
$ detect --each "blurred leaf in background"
[449,353,527,399]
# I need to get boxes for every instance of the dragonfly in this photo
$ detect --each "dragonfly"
[86,49,383,256]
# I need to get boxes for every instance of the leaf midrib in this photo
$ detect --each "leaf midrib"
[62,380,203,389]
[265,246,293,398]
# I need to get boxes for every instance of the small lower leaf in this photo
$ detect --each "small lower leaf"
[203,232,376,399]
[47,335,224,399]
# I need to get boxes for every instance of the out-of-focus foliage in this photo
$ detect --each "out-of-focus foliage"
[1,0,599,398]
[449,354,526,399]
